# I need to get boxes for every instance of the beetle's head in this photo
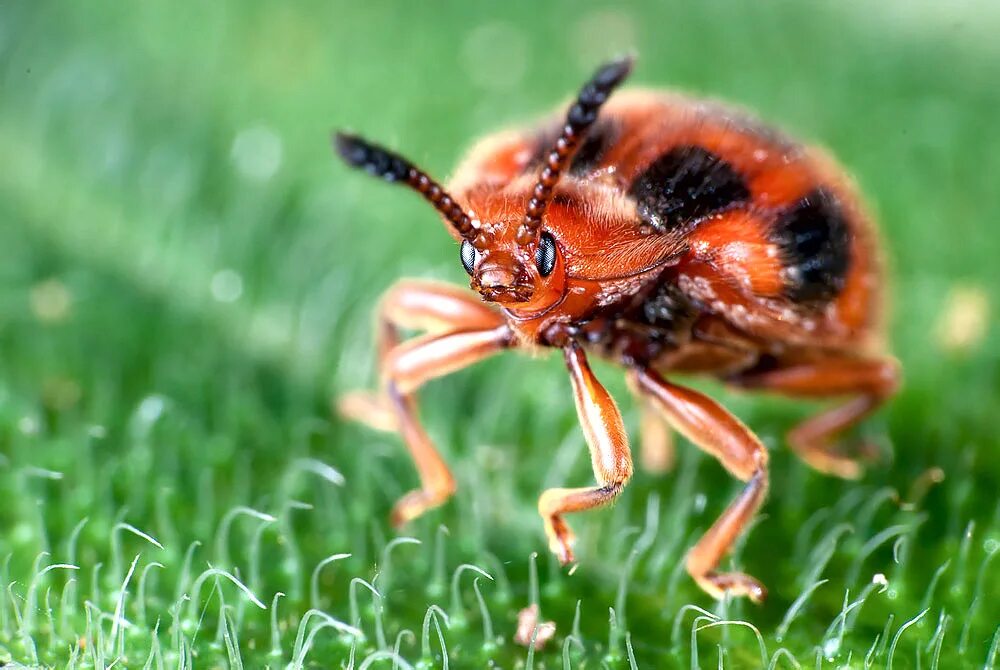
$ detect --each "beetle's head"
[334,57,632,313]
[453,214,565,312]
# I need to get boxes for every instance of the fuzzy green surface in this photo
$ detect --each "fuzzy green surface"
[1,1,998,668]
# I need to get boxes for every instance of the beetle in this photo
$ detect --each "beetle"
[334,57,899,602]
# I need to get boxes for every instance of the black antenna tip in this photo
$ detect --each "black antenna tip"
[333,132,371,168]
[332,131,411,182]
[593,55,635,89]
[567,56,636,128]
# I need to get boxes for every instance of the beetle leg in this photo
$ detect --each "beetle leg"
[382,325,514,524]
[729,357,900,479]
[630,366,769,603]
[338,279,505,430]
[626,374,675,474]
[539,342,634,565]
[338,280,511,525]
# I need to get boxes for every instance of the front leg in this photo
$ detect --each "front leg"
[539,342,634,565]
[339,279,505,430]
[383,326,514,524]
[338,279,512,525]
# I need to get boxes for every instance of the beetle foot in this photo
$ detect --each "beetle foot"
[544,515,577,566]
[788,432,877,480]
[693,570,767,604]
[336,390,397,432]
[391,490,427,527]
[807,454,862,479]
[390,484,455,527]
[793,447,865,480]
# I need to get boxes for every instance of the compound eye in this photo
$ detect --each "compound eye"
[535,232,557,277]
[460,239,478,275]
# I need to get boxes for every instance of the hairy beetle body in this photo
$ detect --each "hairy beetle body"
[335,59,899,603]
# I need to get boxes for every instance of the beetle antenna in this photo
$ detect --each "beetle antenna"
[517,56,635,246]
[334,132,477,240]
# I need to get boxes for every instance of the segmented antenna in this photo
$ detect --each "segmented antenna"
[334,132,477,239]
[517,56,635,246]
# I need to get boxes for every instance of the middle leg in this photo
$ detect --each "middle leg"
[630,366,769,602]
[626,373,676,474]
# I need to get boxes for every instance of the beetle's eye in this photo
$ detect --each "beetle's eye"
[460,239,478,275]
[535,232,557,277]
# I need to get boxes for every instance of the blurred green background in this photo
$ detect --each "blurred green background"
[1,1,998,667]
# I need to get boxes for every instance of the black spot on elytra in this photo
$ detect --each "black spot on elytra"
[528,119,619,176]
[774,189,851,303]
[628,146,750,231]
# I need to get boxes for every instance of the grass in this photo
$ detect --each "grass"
[0,0,999,667]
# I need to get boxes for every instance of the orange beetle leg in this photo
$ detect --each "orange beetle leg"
[730,357,900,479]
[539,342,634,565]
[626,373,676,474]
[338,279,511,525]
[337,279,505,430]
[630,366,769,603]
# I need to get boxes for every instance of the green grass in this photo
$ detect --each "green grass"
[1,1,999,667]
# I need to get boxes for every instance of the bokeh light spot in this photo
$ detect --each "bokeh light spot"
[936,284,989,354]
[30,279,72,323]
[572,10,638,68]
[461,22,529,91]
[231,125,283,181]
[211,269,244,303]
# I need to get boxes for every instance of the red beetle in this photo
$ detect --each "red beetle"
[335,57,899,602]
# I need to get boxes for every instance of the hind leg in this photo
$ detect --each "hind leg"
[730,356,900,479]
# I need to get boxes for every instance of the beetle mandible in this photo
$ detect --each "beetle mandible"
[335,57,899,602]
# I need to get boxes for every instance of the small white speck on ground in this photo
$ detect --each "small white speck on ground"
[514,603,556,650]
